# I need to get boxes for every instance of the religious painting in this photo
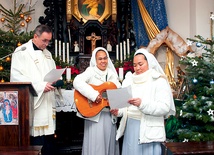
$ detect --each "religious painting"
[66,0,117,23]
[0,91,18,125]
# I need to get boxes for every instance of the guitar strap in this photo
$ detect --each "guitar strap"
[106,74,108,82]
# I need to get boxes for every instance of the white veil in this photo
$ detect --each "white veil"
[90,47,118,77]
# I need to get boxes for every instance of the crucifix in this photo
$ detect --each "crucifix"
[86,32,101,53]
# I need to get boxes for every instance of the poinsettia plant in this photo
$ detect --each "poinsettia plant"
[114,52,134,77]
[54,57,80,82]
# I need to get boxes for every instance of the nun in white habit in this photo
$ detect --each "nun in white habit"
[73,47,121,155]
[111,48,175,155]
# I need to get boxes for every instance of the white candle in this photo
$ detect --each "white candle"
[62,42,65,62]
[119,67,124,81]
[66,68,71,81]
[67,42,69,63]
[120,42,123,62]
[123,41,126,60]
[59,40,61,59]
[127,39,130,56]
[116,44,119,60]
[55,39,58,58]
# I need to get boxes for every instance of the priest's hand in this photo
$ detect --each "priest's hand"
[44,83,55,93]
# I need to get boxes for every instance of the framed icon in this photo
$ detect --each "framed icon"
[66,0,117,24]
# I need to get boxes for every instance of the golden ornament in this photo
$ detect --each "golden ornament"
[0,18,5,22]
[0,65,3,71]
[20,22,25,27]
[20,14,24,18]
[17,42,22,46]
[6,56,11,62]
[27,16,32,21]
[1,78,5,83]
[25,18,30,23]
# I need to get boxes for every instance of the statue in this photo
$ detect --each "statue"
[74,41,79,52]
[106,41,112,52]
[86,32,101,52]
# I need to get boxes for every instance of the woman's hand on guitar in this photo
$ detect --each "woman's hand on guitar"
[110,109,118,116]
[95,94,102,103]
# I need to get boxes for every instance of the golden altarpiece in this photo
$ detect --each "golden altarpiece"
[66,0,117,72]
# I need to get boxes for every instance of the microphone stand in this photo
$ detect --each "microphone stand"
[0,53,13,61]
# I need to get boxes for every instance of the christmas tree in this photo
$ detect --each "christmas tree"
[170,12,214,142]
[0,0,35,82]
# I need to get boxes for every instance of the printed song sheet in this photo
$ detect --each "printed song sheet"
[44,68,66,83]
[106,85,132,109]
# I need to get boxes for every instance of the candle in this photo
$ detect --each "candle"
[55,39,58,58]
[123,41,126,60]
[62,42,65,62]
[59,40,61,59]
[119,67,124,81]
[120,42,123,62]
[127,39,130,56]
[67,42,69,63]
[116,44,119,60]
[66,68,71,81]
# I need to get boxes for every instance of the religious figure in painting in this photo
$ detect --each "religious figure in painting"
[86,32,101,53]
[81,0,104,19]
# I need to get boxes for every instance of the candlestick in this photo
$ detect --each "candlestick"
[67,42,69,63]
[120,42,123,62]
[66,68,71,81]
[55,39,58,58]
[116,44,119,60]
[127,39,130,56]
[59,40,61,59]
[119,67,124,81]
[123,41,126,60]
[62,42,65,62]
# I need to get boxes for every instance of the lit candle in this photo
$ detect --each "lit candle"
[67,42,69,63]
[127,39,130,56]
[120,42,123,62]
[55,39,58,58]
[59,40,61,59]
[62,42,65,62]
[66,68,71,81]
[119,67,124,81]
[123,41,126,60]
[116,44,119,60]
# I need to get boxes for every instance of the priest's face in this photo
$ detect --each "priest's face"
[96,50,108,71]
[33,32,52,50]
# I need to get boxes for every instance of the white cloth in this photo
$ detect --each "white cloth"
[10,39,57,136]
[116,49,176,146]
[73,47,121,155]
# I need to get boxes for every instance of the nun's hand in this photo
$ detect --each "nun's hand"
[110,109,118,116]
[128,98,141,107]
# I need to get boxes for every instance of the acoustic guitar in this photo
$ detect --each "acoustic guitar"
[74,81,117,118]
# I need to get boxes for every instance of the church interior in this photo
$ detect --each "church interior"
[0,0,214,154]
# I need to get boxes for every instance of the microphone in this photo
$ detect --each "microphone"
[52,80,64,87]
[0,46,26,60]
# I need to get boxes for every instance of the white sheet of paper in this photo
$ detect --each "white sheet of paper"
[44,68,66,83]
[106,85,132,109]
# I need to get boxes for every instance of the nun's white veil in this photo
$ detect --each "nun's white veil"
[90,47,118,77]
[134,48,176,117]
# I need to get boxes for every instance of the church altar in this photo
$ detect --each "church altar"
[56,89,77,112]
